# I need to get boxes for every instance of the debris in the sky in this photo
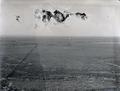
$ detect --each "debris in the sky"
[75,12,87,20]
[53,10,70,23]
[34,9,88,24]
[16,16,21,22]
[42,10,53,22]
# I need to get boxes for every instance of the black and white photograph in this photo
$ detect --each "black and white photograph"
[0,0,120,91]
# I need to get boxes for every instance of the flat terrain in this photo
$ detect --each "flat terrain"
[0,37,120,91]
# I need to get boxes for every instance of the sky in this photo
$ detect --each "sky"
[0,0,120,37]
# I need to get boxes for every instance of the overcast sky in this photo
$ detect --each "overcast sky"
[0,0,120,37]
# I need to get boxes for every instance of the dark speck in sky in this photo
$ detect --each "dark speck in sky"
[16,16,21,22]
